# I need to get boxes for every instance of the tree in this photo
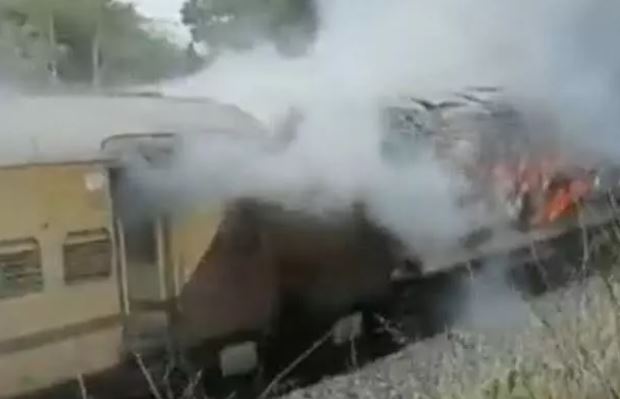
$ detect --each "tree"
[0,0,63,85]
[0,0,189,88]
[180,0,318,57]
[0,25,47,86]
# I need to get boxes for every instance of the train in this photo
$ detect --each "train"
[0,90,618,398]
[0,93,390,399]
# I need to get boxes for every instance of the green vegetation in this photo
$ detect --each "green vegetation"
[0,0,319,89]
[180,0,318,57]
[0,0,196,89]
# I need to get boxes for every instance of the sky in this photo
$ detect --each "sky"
[129,0,191,43]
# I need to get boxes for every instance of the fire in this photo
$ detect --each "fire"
[489,155,593,228]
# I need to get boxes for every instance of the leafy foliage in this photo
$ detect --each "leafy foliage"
[0,0,191,88]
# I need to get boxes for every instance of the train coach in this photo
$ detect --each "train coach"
[2,89,619,399]
[0,93,380,399]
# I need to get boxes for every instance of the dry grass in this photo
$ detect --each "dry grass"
[419,199,620,399]
[133,351,209,399]
[426,230,620,399]
[432,273,620,399]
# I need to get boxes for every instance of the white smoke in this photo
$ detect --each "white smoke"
[144,0,620,258]
[456,259,530,332]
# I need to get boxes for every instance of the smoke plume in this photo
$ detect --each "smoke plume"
[144,0,620,259]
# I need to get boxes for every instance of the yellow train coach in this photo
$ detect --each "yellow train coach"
[0,94,259,398]
[0,153,241,399]
[0,94,378,399]
[0,159,122,398]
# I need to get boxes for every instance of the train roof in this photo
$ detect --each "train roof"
[0,92,268,168]
[384,86,508,110]
[0,156,114,171]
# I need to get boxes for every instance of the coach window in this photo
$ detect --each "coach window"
[63,229,112,284]
[0,238,43,299]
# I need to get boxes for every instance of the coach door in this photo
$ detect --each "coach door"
[109,167,174,352]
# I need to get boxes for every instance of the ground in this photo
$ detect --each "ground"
[282,266,620,399]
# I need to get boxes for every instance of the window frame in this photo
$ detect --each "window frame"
[62,228,113,285]
[0,238,43,299]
